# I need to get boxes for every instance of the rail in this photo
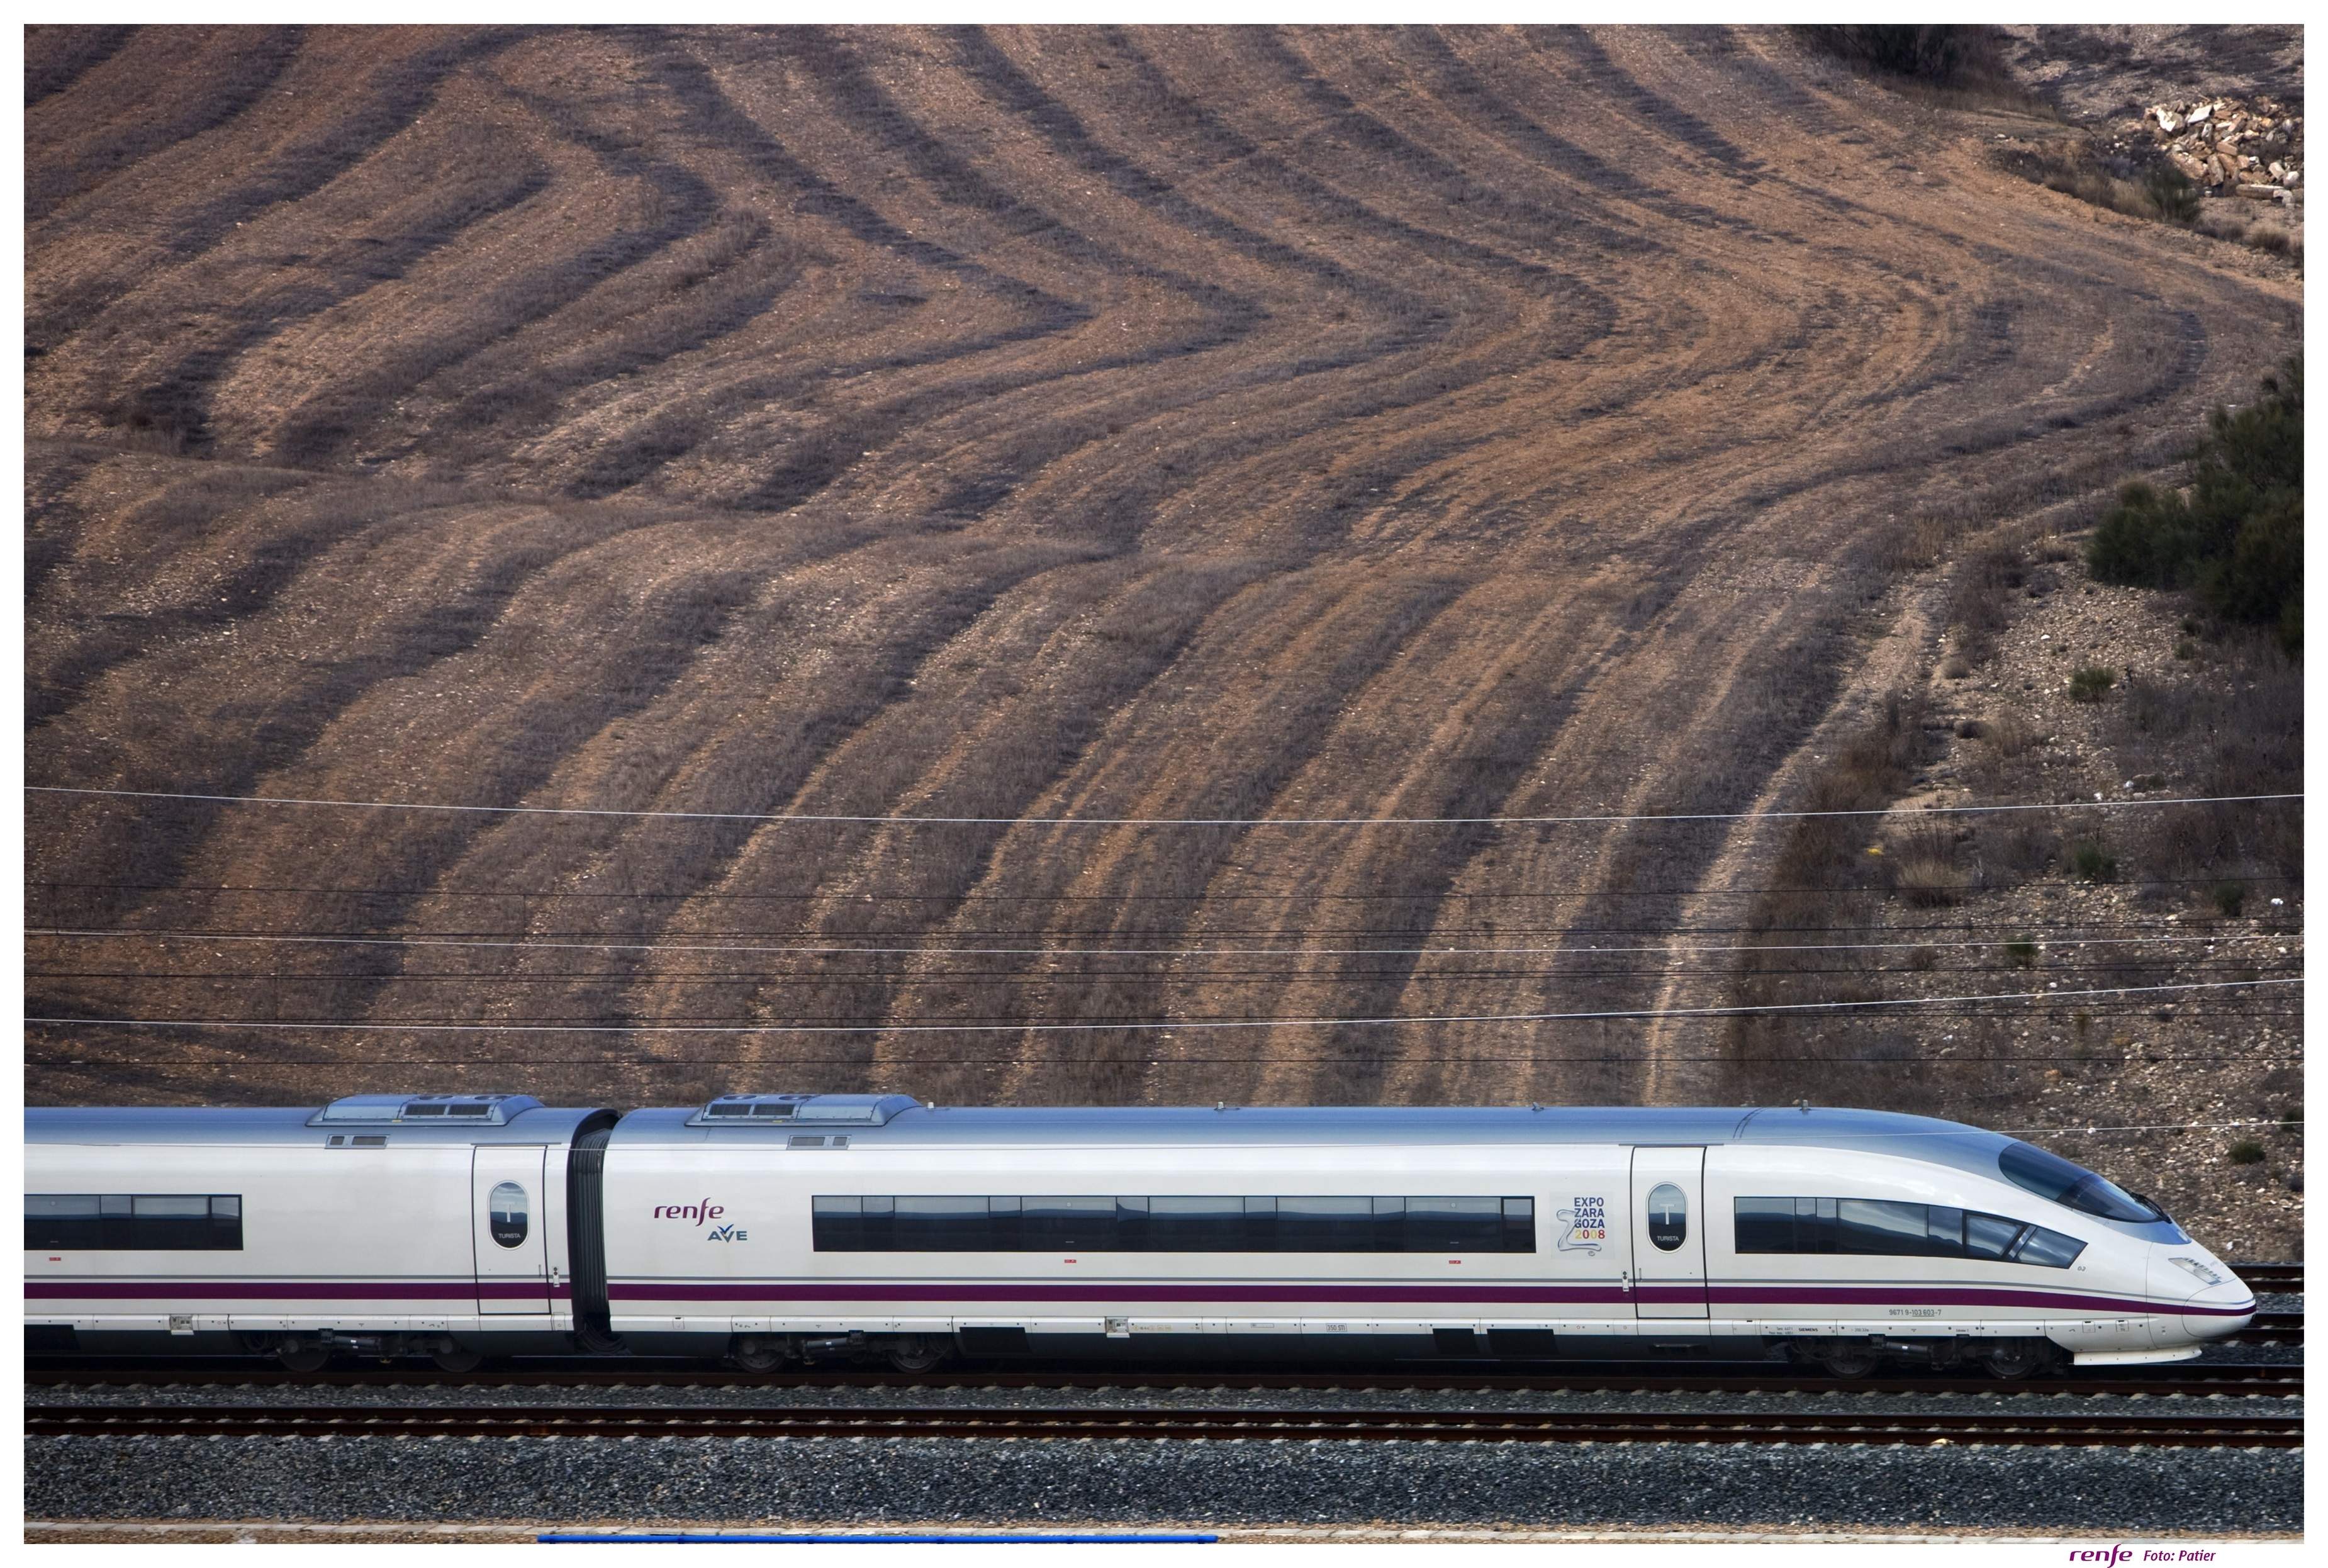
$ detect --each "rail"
[28,1360,2300,1399]
[26,1402,2303,1449]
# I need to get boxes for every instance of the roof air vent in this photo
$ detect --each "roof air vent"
[311,1093,542,1127]
[689,1093,921,1128]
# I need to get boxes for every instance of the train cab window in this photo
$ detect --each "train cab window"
[487,1182,529,1248]
[1735,1197,2083,1268]
[1645,1184,1687,1251]
[2007,1224,2087,1269]
[26,1194,242,1251]
[1996,1142,2162,1223]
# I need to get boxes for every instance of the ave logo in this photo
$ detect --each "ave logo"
[706,1223,749,1243]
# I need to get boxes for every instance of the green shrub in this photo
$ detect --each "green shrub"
[2143,163,2201,224]
[2068,665,2115,702]
[2209,881,2247,917]
[2069,840,2118,882]
[2226,1140,2266,1165]
[2089,357,2302,652]
[2005,940,2039,967]
[2173,638,2198,660]
[1801,24,1988,82]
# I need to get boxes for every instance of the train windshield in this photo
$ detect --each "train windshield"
[1996,1142,2163,1223]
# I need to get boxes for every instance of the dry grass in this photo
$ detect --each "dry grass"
[21,24,2303,1111]
[1890,827,1973,907]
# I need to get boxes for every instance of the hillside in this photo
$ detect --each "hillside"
[24,26,2302,1133]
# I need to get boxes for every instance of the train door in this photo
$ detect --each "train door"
[1629,1146,1708,1319]
[474,1145,551,1314]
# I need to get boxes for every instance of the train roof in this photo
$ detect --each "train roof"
[607,1101,2020,1180]
[25,1102,609,1147]
[25,1100,2023,1184]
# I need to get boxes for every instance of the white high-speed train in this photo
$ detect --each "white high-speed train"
[25,1092,2254,1377]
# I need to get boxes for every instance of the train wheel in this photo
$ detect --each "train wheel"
[1819,1344,1881,1379]
[731,1336,787,1374]
[277,1340,330,1373]
[887,1335,948,1374]
[431,1346,484,1374]
[1981,1341,2054,1380]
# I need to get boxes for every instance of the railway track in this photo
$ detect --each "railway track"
[2236,1312,2303,1345]
[29,1360,2302,1399]
[2234,1263,2303,1295]
[27,1402,2302,1449]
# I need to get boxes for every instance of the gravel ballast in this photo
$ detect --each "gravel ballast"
[24,1435,2302,1533]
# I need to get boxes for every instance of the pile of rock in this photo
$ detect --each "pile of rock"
[2143,96,2302,204]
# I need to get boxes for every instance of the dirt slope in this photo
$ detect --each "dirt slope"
[23,25,2302,1112]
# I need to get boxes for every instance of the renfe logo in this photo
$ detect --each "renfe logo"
[2071,1549,2217,1565]
[654,1199,725,1223]
[2069,1550,2134,1566]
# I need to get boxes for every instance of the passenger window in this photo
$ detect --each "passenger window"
[1019,1196,1112,1252]
[1964,1211,2025,1262]
[25,1193,242,1252]
[1836,1199,1931,1257]
[1150,1196,1243,1252]
[895,1196,988,1249]
[1924,1206,1967,1258]
[1733,1197,1795,1253]
[1277,1196,1375,1252]
[488,1182,529,1249]
[1646,1184,1687,1251]
[1500,1196,1535,1254]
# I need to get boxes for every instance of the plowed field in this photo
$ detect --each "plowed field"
[24,25,2302,1110]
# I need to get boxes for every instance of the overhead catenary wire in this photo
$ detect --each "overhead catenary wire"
[20,976,2298,1036]
[18,926,2302,960]
[27,873,2308,901]
[23,783,2303,828]
[21,915,2297,941]
[36,1051,2309,1060]
[1,1085,2293,1136]
[24,951,2306,985]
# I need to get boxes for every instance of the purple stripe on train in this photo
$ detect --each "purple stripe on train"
[595,1281,2250,1316]
[25,1281,571,1301]
[24,1280,2249,1318]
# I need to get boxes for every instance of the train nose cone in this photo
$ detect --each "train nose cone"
[2148,1247,2254,1344]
